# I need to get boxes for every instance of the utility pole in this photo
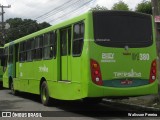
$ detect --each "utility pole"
[151,0,159,15]
[151,0,160,85]
[0,4,11,45]
[151,0,160,53]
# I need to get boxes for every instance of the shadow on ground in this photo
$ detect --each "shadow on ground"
[8,91,130,118]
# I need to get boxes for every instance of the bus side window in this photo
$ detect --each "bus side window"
[43,33,50,59]
[26,40,32,61]
[2,47,8,71]
[35,36,43,60]
[73,22,84,56]
[31,39,35,60]
[19,42,26,62]
[60,30,67,56]
[9,45,13,63]
[0,48,4,66]
[4,47,8,66]
[43,32,55,59]
[50,31,57,58]
[50,32,54,58]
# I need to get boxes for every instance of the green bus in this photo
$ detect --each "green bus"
[2,11,158,105]
[0,47,4,86]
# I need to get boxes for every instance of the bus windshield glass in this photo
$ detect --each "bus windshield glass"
[93,11,153,48]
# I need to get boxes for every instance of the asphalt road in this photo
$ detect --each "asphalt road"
[0,88,159,120]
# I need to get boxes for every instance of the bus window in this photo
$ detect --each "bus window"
[0,48,4,66]
[1,47,9,71]
[60,30,67,56]
[3,47,8,71]
[93,11,152,48]
[50,31,57,58]
[9,45,13,63]
[31,39,35,60]
[50,32,55,58]
[68,28,71,55]
[19,42,26,62]
[26,40,32,61]
[43,32,54,59]
[73,22,84,56]
[53,31,57,58]
[35,36,43,60]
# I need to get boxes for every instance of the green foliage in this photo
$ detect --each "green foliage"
[38,22,51,30]
[135,0,152,14]
[5,18,51,43]
[159,0,160,9]
[111,1,129,11]
[90,5,108,11]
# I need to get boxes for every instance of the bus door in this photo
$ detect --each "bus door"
[60,27,71,81]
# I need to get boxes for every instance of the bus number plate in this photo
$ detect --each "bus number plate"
[121,80,133,85]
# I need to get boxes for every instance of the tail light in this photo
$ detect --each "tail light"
[90,59,103,86]
[149,59,157,83]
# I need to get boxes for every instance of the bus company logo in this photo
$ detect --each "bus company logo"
[101,53,116,63]
[39,65,48,73]
[114,69,142,78]
[1,112,42,118]
[2,112,11,117]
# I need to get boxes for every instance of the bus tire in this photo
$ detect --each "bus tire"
[10,80,18,95]
[40,81,51,106]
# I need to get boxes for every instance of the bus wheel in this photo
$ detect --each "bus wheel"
[40,81,51,106]
[10,81,17,95]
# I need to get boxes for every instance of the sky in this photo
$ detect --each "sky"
[0,0,150,25]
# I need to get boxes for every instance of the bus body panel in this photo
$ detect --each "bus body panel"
[3,13,89,100]
[3,67,9,88]
[87,80,158,97]
[90,44,156,85]
[0,65,3,83]
[86,11,158,97]
[0,48,4,84]
[2,11,158,101]
[88,43,158,97]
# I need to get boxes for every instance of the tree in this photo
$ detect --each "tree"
[38,22,51,30]
[5,18,51,43]
[90,5,108,11]
[111,1,129,11]
[159,0,160,10]
[135,0,152,14]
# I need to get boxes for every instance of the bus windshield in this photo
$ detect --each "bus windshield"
[93,11,153,48]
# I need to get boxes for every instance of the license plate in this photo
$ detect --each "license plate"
[121,80,133,85]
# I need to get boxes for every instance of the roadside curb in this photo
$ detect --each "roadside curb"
[103,99,160,111]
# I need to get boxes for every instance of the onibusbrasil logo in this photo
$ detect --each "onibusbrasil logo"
[1,112,42,118]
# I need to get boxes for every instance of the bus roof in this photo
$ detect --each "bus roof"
[4,10,151,48]
[4,11,91,47]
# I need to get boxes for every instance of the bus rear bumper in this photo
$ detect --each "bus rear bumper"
[87,80,158,97]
